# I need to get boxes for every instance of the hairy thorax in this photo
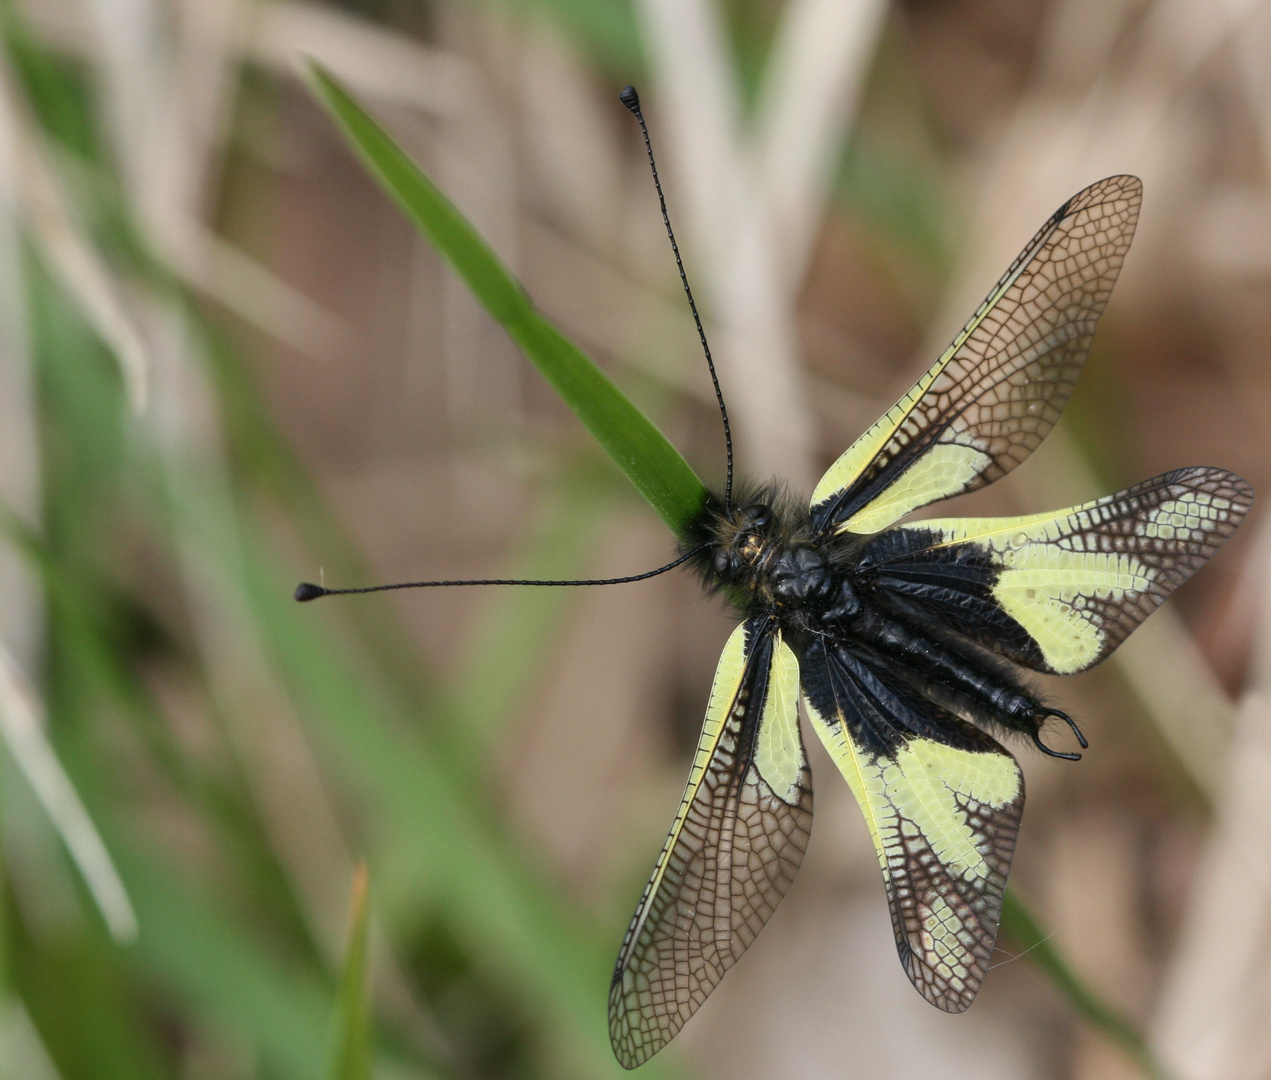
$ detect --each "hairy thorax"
[694,493,864,629]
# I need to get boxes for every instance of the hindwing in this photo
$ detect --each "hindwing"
[810,175,1141,536]
[856,467,1253,674]
[609,615,812,1069]
[799,635,1024,1011]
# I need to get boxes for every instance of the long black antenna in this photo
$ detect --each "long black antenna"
[620,85,734,514]
[294,546,705,602]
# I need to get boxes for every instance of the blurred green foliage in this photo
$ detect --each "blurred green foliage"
[0,8,686,1078]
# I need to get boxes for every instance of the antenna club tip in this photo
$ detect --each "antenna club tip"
[619,85,641,114]
[294,582,327,602]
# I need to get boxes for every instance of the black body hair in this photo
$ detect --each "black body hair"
[681,479,860,597]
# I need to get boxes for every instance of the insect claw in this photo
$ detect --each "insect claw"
[1054,708,1089,749]
[1032,708,1088,760]
[1031,730,1081,760]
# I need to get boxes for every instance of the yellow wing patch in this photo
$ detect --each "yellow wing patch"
[806,700,1019,882]
[799,641,1024,1012]
[993,551,1144,673]
[754,636,803,803]
[839,444,994,535]
[916,471,1252,673]
[609,619,812,1069]
[893,739,1020,879]
[810,175,1141,536]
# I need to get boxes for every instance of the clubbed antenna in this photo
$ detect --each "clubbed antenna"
[620,85,734,514]
[293,547,705,602]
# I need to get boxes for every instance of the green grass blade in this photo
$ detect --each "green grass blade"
[328,866,373,1080]
[304,62,706,538]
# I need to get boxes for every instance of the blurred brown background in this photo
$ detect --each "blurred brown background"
[2,1,1269,1078]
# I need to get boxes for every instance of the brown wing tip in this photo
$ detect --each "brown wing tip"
[899,937,987,1014]
[1061,174,1143,222]
[609,978,674,1070]
[609,1016,663,1070]
[1169,466,1255,520]
[1206,468,1255,510]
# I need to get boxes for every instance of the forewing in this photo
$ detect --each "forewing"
[609,616,812,1069]
[811,175,1141,536]
[799,635,1023,1011]
[857,467,1253,674]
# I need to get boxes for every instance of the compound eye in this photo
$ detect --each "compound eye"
[713,549,733,579]
[739,504,772,530]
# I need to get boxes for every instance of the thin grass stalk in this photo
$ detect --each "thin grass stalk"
[1148,517,1271,1078]
[635,0,818,482]
[0,643,137,941]
[0,47,148,411]
[327,866,373,1080]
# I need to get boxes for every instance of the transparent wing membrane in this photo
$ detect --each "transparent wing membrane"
[811,175,1142,536]
[609,617,812,1069]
